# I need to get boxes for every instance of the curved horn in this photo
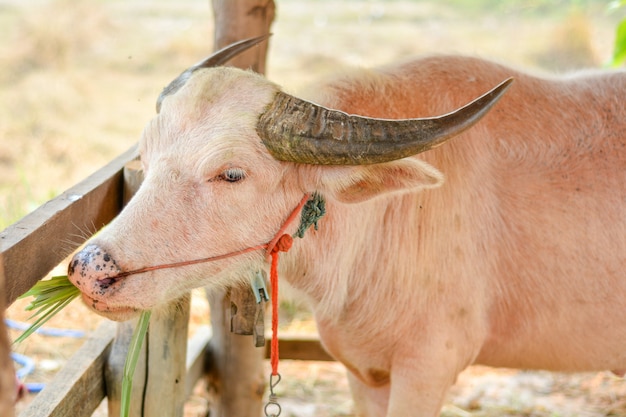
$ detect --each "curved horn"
[156,35,270,113]
[257,77,514,165]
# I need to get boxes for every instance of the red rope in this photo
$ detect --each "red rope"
[109,244,267,279]
[270,250,281,375]
[268,234,292,375]
[105,194,311,280]
[264,195,308,377]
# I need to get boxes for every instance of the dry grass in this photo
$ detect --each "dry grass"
[0,0,619,228]
[2,0,624,416]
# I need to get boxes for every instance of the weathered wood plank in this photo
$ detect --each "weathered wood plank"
[0,256,16,417]
[1,145,138,306]
[107,161,191,417]
[104,159,147,417]
[184,326,335,400]
[206,288,266,417]
[229,282,260,336]
[265,334,334,362]
[18,320,116,417]
[107,299,191,417]
[143,298,190,417]
[212,0,275,74]
[105,318,144,417]
[207,2,275,416]
[185,325,212,398]
[211,0,275,339]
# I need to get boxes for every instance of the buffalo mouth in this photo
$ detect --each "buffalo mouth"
[81,292,140,322]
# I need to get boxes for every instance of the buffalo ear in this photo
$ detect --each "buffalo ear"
[318,158,444,204]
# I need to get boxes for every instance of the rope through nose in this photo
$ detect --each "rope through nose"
[99,194,311,281]
[94,193,313,379]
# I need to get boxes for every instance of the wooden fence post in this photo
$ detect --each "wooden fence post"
[106,161,190,417]
[206,1,275,416]
[0,255,16,417]
[212,0,275,74]
[206,287,266,417]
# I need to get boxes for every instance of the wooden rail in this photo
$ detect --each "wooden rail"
[1,256,15,417]
[1,145,139,306]
[14,322,330,417]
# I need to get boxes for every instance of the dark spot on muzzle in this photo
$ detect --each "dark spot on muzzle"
[68,244,123,293]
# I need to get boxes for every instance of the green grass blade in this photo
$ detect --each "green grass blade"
[18,275,77,298]
[25,288,80,313]
[17,274,151,417]
[120,310,151,417]
[14,292,79,344]
[14,275,80,344]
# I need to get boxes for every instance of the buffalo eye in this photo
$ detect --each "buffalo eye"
[219,168,246,183]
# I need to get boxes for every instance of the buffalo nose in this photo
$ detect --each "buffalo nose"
[68,244,122,290]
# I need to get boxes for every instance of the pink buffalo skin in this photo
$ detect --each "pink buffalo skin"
[68,55,626,416]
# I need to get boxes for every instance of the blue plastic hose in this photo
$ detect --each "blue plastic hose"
[7,318,86,393]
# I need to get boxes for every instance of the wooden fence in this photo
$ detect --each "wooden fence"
[0,1,334,416]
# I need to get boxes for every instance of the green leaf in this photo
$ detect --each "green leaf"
[120,310,151,417]
[610,18,626,68]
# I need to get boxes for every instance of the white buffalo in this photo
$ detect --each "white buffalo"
[68,38,626,416]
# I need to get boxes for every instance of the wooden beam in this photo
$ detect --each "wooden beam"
[102,159,146,417]
[212,0,275,74]
[0,256,16,417]
[264,334,334,362]
[105,319,144,417]
[206,289,266,417]
[106,162,191,417]
[185,325,212,398]
[18,321,116,417]
[211,0,274,339]
[207,2,275,417]
[185,330,333,398]
[143,299,190,417]
[1,145,138,306]
[106,298,191,417]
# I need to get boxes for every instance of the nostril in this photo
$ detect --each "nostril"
[97,277,119,289]
[68,258,79,276]
[68,244,122,285]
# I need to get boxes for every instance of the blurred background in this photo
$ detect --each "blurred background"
[0,0,623,229]
[1,1,625,416]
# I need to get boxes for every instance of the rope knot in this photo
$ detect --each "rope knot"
[271,234,293,254]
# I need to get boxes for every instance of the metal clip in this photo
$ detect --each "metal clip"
[252,270,268,347]
[252,270,269,303]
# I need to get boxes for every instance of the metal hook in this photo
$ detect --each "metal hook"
[264,373,282,417]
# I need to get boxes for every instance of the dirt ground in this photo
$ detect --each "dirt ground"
[8,290,626,417]
[2,0,625,416]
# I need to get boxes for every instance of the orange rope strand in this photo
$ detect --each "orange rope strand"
[109,244,267,279]
[102,194,311,281]
[269,234,293,376]
[264,195,308,376]
[270,250,280,375]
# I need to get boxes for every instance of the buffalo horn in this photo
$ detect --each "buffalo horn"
[257,77,514,165]
[156,35,270,113]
